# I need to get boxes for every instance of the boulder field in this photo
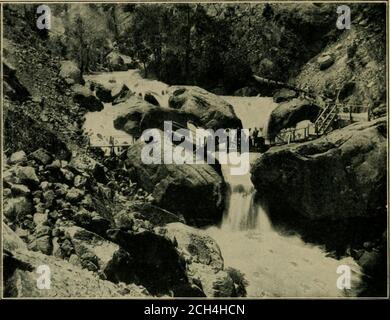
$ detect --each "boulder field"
[3,146,239,297]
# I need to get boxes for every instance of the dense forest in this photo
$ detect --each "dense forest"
[7,2,385,94]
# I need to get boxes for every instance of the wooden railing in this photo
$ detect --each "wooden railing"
[275,125,312,145]
[273,102,370,146]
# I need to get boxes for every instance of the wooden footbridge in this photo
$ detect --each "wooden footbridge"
[87,102,370,154]
[252,74,371,146]
[87,87,371,154]
[86,121,200,154]
[274,102,370,145]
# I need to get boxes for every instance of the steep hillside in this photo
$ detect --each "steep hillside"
[2,4,245,298]
[294,4,386,116]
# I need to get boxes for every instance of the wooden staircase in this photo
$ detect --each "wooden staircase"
[314,103,339,136]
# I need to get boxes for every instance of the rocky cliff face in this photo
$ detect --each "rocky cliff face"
[252,118,387,220]
[4,224,149,298]
[251,118,387,295]
[293,5,386,117]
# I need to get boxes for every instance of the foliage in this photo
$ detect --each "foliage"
[5,3,382,93]
[119,3,337,92]
[63,8,112,74]
[226,267,248,297]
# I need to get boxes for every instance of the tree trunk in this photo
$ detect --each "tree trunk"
[111,7,119,42]
[184,7,191,82]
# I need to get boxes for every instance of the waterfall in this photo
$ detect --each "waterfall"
[219,96,277,232]
[83,71,363,297]
[220,154,271,233]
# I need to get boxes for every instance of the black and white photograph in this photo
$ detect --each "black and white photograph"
[1,1,388,301]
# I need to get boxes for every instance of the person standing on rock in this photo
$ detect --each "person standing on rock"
[253,127,259,148]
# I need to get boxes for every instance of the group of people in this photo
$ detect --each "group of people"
[248,127,265,149]
[215,127,266,152]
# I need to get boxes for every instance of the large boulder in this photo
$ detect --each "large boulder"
[115,202,183,227]
[72,84,104,112]
[114,98,200,139]
[68,152,107,183]
[251,118,387,220]
[158,223,224,271]
[168,86,242,130]
[59,60,82,84]
[317,54,335,70]
[3,196,33,222]
[119,54,135,69]
[9,151,27,164]
[144,92,160,106]
[267,98,321,138]
[65,226,121,273]
[94,82,114,103]
[4,223,28,251]
[105,52,127,72]
[189,265,236,297]
[16,166,40,186]
[124,139,225,226]
[105,229,193,296]
[28,148,52,165]
[273,88,298,103]
[112,84,134,105]
[3,61,30,101]
[156,223,243,297]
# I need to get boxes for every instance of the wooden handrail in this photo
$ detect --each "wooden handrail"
[317,104,338,132]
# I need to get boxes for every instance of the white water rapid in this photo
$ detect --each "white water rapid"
[83,70,362,297]
[206,96,362,297]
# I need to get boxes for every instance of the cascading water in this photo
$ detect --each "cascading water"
[220,155,259,232]
[217,96,276,233]
[206,95,362,297]
[84,70,362,297]
[83,70,169,151]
